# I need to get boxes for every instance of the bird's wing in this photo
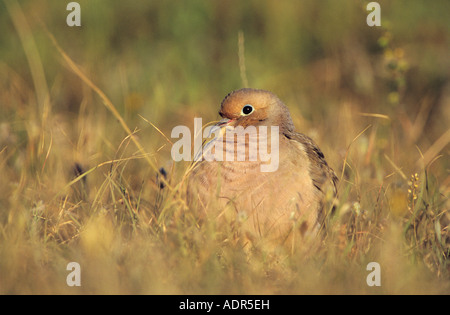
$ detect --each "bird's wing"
[284,131,338,196]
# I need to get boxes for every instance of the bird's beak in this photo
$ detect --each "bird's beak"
[216,118,234,128]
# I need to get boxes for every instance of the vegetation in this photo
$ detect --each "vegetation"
[0,0,448,294]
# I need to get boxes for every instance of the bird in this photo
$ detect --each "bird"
[186,88,338,244]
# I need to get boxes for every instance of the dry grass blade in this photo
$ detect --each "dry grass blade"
[52,154,153,203]
[339,124,372,185]
[417,128,450,168]
[358,113,390,120]
[238,30,249,88]
[138,114,173,145]
[4,0,50,118]
[384,154,407,181]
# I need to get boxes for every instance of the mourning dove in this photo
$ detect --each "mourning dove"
[187,88,338,243]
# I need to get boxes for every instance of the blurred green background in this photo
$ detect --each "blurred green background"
[1,1,449,170]
[1,1,449,141]
[1,1,448,130]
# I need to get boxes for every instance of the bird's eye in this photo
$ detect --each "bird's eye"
[241,104,254,116]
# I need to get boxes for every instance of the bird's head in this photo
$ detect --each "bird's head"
[217,88,295,132]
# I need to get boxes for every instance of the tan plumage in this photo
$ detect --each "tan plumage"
[187,88,338,242]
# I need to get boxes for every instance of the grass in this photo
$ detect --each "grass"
[0,0,449,294]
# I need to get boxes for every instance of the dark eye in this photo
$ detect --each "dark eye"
[241,104,254,116]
